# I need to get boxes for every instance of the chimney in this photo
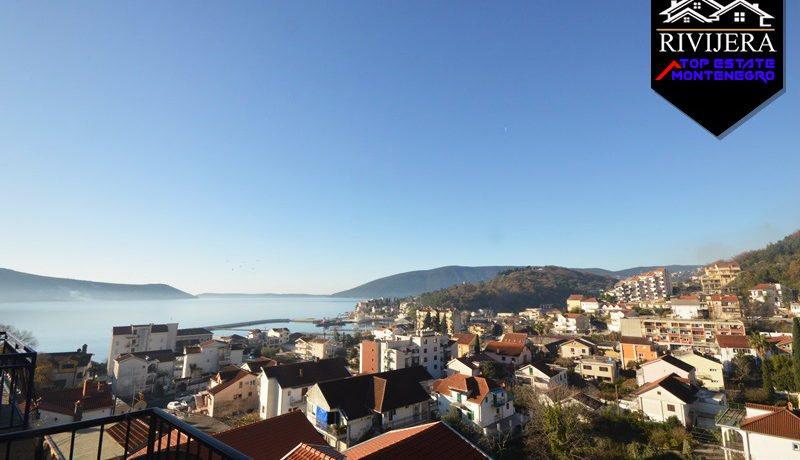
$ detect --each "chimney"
[74,401,83,421]
[299,368,303,377]
[82,344,88,354]
[83,380,92,397]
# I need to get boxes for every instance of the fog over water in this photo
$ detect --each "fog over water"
[1,296,361,357]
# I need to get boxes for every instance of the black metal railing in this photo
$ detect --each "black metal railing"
[0,331,37,432]
[0,408,251,460]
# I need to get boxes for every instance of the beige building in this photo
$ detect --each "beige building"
[707,295,742,320]
[577,357,619,382]
[673,351,724,391]
[295,337,336,361]
[620,316,745,352]
[558,338,597,359]
[38,346,93,389]
[699,262,741,295]
[198,366,259,418]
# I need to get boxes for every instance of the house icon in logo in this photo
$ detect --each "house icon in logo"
[660,0,774,27]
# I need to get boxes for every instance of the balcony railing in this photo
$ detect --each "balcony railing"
[0,408,250,460]
[0,331,37,433]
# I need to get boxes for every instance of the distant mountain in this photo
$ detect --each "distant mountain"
[198,293,327,298]
[417,266,616,312]
[331,266,515,299]
[0,268,194,302]
[733,230,800,291]
[576,265,701,281]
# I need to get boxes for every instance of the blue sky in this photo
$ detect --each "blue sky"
[1,1,799,295]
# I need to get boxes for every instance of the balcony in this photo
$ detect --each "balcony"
[0,408,249,459]
[0,331,37,433]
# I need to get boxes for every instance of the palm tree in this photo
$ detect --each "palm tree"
[747,331,770,361]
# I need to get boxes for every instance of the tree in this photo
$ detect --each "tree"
[730,353,759,386]
[748,331,773,389]
[439,315,449,334]
[481,361,506,380]
[33,358,56,391]
[793,318,800,390]
[770,354,795,391]
[762,359,775,394]
[422,312,433,330]
[0,324,38,348]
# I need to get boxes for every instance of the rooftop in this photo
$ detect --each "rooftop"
[344,421,492,460]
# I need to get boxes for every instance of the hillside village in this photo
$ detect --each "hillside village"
[6,235,800,459]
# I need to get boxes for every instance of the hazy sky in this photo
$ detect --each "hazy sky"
[1,2,799,295]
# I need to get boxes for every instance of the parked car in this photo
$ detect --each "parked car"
[167,401,188,411]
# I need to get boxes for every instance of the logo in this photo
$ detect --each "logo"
[652,0,784,136]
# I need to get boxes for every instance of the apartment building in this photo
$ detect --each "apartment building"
[432,374,518,436]
[749,283,786,311]
[670,296,707,320]
[620,316,745,352]
[197,366,259,418]
[111,350,175,398]
[176,340,244,379]
[359,330,453,378]
[699,262,741,295]
[707,295,742,320]
[672,351,724,390]
[268,328,291,345]
[619,336,660,366]
[577,356,619,382]
[259,358,351,419]
[415,308,463,335]
[553,313,589,334]
[612,268,672,303]
[295,337,336,361]
[174,328,213,353]
[609,309,639,333]
[107,323,178,375]
[580,298,601,315]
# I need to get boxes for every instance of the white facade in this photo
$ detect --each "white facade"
[361,330,452,379]
[515,363,567,391]
[177,340,243,379]
[433,379,517,435]
[111,352,175,398]
[609,310,638,333]
[553,314,588,334]
[107,323,178,375]
[670,298,705,320]
[636,357,695,386]
[267,328,290,345]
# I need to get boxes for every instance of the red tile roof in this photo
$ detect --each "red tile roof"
[344,421,492,460]
[283,443,346,460]
[741,409,800,441]
[35,381,114,416]
[500,332,527,344]
[432,375,501,404]
[452,333,477,345]
[715,334,752,349]
[564,313,583,319]
[567,294,584,301]
[483,341,526,356]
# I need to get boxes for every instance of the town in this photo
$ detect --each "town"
[2,260,800,459]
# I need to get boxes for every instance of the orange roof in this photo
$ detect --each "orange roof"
[741,408,800,440]
[564,313,583,319]
[283,443,346,460]
[567,294,584,301]
[345,421,491,459]
[483,341,526,356]
[582,298,598,303]
[709,295,739,302]
[432,374,501,404]
[500,332,527,344]
[715,334,751,349]
[452,333,477,345]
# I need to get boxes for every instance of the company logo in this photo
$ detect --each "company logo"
[651,0,783,136]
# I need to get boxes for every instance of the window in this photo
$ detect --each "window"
[693,1,701,9]
[667,404,676,412]
[599,366,609,372]
[683,16,691,23]
[793,442,800,451]
[583,365,592,370]
[734,11,745,22]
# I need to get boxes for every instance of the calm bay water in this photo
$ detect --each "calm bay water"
[0,296,361,357]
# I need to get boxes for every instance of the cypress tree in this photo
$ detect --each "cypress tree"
[793,318,800,391]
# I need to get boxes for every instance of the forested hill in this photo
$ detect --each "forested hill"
[0,268,194,302]
[734,230,800,291]
[331,265,515,299]
[416,266,616,312]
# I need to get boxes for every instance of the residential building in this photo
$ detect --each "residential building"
[566,294,584,312]
[670,296,706,320]
[580,298,601,315]
[633,373,726,429]
[636,355,696,386]
[619,336,660,366]
[552,313,589,335]
[111,349,176,398]
[38,345,92,389]
[608,309,638,333]
[176,340,244,379]
[339,421,492,460]
[717,403,800,460]
[306,366,434,449]
[107,323,178,375]
[416,308,463,334]
[672,351,724,390]
[577,356,619,382]
[268,328,291,345]
[699,262,741,295]
[620,316,746,352]
[612,268,672,303]
[482,341,532,366]
[707,295,742,320]
[174,328,213,353]
[499,332,527,344]
[33,381,114,428]
[372,327,402,341]
[242,356,278,373]
[558,338,597,359]
[749,283,785,311]
[197,366,259,418]
[259,358,351,419]
[445,354,496,377]
[515,362,567,390]
[359,330,453,378]
[432,374,518,436]
[451,333,479,357]
[295,337,336,361]
[715,334,760,373]
[520,307,543,320]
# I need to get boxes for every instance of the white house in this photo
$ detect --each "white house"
[259,357,351,420]
[672,351,724,391]
[609,309,639,333]
[749,283,785,311]
[553,313,589,334]
[445,354,496,377]
[295,337,336,361]
[670,297,705,320]
[636,355,696,387]
[633,373,725,429]
[718,403,800,460]
[715,334,759,373]
[107,323,178,376]
[111,350,175,398]
[267,328,291,345]
[34,381,114,428]
[515,362,567,391]
[432,374,519,436]
[176,340,244,379]
[482,341,532,366]
[360,330,454,378]
[580,298,601,315]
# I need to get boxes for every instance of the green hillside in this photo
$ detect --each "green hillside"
[416,266,615,312]
[734,230,800,292]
